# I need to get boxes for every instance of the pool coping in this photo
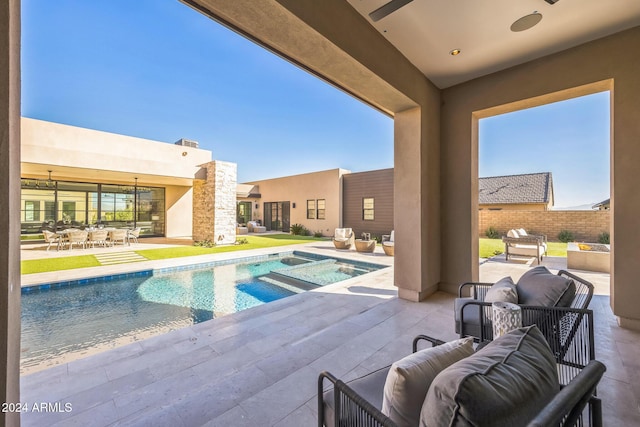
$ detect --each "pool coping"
[20,241,394,289]
[21,249,389,293]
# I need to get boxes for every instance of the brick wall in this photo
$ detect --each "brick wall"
[479,210,610,242]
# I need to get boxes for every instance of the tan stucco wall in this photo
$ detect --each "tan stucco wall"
[0,1,21,424]
[244,168,348,236]
[441,27,640,327]
[21,117,212,185]
[165,186,193,238]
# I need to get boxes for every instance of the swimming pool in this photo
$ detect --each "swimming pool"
[21,251,386,373]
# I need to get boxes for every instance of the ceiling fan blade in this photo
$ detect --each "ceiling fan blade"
[369,0,414,22]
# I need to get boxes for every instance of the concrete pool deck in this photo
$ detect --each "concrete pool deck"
[20,244,637,427]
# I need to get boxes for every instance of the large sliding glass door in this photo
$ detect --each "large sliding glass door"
[20,179,166,237]
[263,201,290,232]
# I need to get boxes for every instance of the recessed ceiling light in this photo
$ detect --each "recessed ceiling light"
[511,12,543,32]
[450,49,461,56]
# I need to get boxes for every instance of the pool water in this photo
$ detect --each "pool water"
[20,252,385,372]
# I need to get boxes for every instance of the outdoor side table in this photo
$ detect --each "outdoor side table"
[355,239,376,253]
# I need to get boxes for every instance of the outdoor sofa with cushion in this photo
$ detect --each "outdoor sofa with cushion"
[247,221,266,233]
[318,325,606,427]
[333,228,355,250]
[502,228,547,264]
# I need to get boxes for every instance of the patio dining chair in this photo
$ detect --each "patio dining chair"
[109,229,128,246]
[88,229,109,248]
[42,230,62,251]
[127,227,141,244]
[67,230,89,250]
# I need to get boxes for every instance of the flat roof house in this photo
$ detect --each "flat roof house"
[20,117,237,243]
[2,1,640,421]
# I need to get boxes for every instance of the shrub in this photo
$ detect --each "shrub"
[194,239,216,248]
[557,230,575,243]
[236,237,249,245]
[290,223,307,235]
[597,231,610,244]
[313,230,323,238]
[485,226,500,239]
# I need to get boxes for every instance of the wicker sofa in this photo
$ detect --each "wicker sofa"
[318,326,605,427]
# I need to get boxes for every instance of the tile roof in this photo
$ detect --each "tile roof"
[479,172,553,205]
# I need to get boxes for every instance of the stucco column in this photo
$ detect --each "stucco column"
[394,107,440,301]
[0,1,21,425]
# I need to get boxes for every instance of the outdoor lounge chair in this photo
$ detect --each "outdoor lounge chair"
[503,228,547,264]
[318,326,605,427]
[382,231,394,256]
[247,221,266,233]
[236,223,248,235]
[456,266,595,387]
[332,228,354,250]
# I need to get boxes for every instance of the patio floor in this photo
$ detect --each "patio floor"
[19,243,640,426]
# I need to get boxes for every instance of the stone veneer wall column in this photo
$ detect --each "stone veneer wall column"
[211,160,237,245]
[192,160,237,245]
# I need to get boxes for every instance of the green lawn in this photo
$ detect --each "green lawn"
[479,238,567,258]
[21,234,326,274]
[21,255,101,275]
[137,234,325,260]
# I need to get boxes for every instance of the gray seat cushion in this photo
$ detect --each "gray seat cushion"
[323,366,389,426]
[454,298,492,338]
[420,325,560,427]
[517,266,575,307]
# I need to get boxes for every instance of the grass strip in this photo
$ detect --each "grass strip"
[21,234,325,274]
[137,235,324,260]
[21,255,101,275]
[479,238,567,258]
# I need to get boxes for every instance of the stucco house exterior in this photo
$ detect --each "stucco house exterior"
[20,117,237,243]
[238,167,394,238]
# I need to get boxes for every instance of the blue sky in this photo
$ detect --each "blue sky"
[480,92,610,208]
[22,0,609,208]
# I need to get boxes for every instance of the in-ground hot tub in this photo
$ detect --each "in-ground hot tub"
[567,242,610,273]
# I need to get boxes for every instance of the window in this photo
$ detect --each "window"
[24,201,40,222]
[363,198,374,220]
[307,199,316,219]
[317,199,326,220]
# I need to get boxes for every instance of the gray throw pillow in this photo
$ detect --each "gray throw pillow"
[484,276,518,304]
[382,338,474,427]
[517,266,575,307]
[420,325,559,427]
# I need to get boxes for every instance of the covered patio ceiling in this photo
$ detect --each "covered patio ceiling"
[346,0,640,88]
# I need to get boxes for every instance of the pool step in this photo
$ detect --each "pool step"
[95,251,148,265]
[259,274,318,293]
